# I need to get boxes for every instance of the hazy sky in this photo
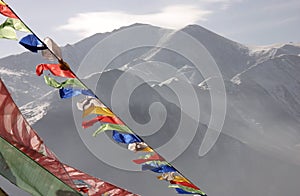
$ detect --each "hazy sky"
[0,0,299,57]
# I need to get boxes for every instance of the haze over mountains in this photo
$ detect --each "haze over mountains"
[0,24,300,196]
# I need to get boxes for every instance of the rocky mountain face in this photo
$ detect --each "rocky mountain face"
[1,23,300,195]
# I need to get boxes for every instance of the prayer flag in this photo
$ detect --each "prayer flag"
[44,76,85,89]
[42,37,62,60]
[59,88,95,99]
[82,116,124,129]
[93,124,132,137]
[82,105,114,118]
[0,3,18,18]
[19,34,46,52]
[112,131,142,144]
[36,63,76,78]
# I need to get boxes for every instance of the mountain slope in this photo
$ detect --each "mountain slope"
[0,23,300,195]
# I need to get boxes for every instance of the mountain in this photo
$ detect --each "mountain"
[1,23,300,195]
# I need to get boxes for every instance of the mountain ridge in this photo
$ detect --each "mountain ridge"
[1,23,300,196]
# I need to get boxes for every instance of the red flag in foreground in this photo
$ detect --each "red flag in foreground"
[0,79,137,196]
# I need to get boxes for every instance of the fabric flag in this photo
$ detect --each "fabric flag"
[59,88,95,99]
[0,137,81,196]
[150,165,177,173]
[1,18,29,32]
[157,172,176,181]
[42,37,62,61]
[133,153,164,164]
[82,116,124,129]
[127,142,153,152]
[170,181,200,190]
[112,131,142,144]
[44,76,85,89]
[0,23,16,40]
[36,63,76,78]
[19,34,46,52]
[77,97,103,111]
[169,184,206,195]
[141,161,176,173]
[63,164,138,196]
[170,175,190,183]
[0,18,28,40]
[0,79,138,196]
[93,124,132,137]
[0,79,79,193]
[82,105,114,118]
[0,1,18,19]
[170,176,206,195]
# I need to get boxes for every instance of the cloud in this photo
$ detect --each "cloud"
[58,5,211,37]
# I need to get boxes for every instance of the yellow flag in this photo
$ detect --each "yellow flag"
[82,105,114,118]
[173,176,190,183]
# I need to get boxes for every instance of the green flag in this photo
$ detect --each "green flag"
[3,18,29,32]
[44,76,85,89]
[169,184,206,195]
[0,137,80,196]
[93,124,133,136]
[0,18,29,40]
[0,25,17,40]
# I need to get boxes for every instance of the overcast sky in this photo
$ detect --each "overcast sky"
[0,0,299,57]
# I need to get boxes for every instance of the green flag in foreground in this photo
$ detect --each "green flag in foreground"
[0,137,80,196]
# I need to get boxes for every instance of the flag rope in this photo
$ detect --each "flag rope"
[1,1,207,195]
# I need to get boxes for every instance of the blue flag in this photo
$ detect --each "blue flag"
[141,161,176,173]
[59,88,95,99]
[112,131,142,144]
[19,34,46,52]
[175,188,195,194]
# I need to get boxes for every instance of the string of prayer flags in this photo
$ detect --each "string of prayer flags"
[0,2,208,194]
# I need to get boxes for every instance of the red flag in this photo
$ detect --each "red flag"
[0,3,18,19]
[133,153,164,164]
[36,63,76,78]
[82,116,124,128]
[170,180,200,190]
[0,79,138,196]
